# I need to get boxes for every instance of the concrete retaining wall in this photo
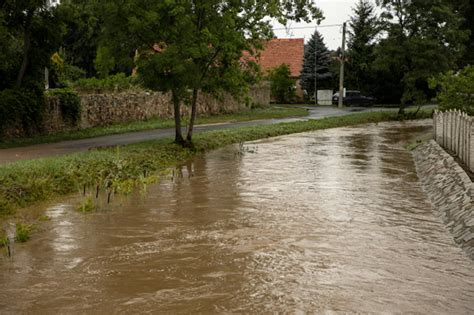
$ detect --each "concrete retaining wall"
[413,140,474,259]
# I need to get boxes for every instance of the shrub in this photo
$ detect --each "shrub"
[0,88,44,137]
[64,64,86,82]
[50,52,86,87]
[46,88,82,124]
[429,65,474,115]
[267,64,296,104]
[72,73,140,93]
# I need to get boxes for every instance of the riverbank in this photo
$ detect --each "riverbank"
[413,140,474,259]
[0,109,433,242]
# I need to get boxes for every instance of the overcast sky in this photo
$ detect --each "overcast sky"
[271,0,373,50]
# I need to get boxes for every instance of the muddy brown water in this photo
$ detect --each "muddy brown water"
[1,120,473,313]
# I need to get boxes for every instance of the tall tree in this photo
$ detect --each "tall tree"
[346,0,378,94]
[0,0,62,90]
[300,30,332,100]
[57,0,101,77]
[452,0,474,67]
[0,10,20,90]
[375,0,468,113]
[99,0,323,145]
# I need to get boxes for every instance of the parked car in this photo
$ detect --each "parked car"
[332,90,376,106]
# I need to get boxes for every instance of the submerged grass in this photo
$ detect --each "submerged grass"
[0,109,432,218]
[0,106,308,149]
[15,223,32,243]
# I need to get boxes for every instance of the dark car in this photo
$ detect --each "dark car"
[332,90,376,106]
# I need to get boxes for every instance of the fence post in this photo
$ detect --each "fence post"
[464,113,468,165]
[448,110,454,152]
[438,113,444,146]
[453,110,457,154]
[463,114,466,163]
[460,113,464,160]
[433,110,437,141]
[436,111,440,144]
[470,117,474,172]
[451,110,456,152]
[467,117,471,169]
[444,111,448,147]
[456,110,460,156]
[447,110,451,149]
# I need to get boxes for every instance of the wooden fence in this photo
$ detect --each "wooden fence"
[433,110,474,172]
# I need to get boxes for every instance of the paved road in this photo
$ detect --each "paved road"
[0,106,423,165]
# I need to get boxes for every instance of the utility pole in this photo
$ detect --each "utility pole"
[314,27,317,106]
[338,22,346,108]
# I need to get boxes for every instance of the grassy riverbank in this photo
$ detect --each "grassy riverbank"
[0,106,308,149]
[0,109,432,223]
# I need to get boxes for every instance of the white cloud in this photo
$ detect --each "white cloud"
[271,0,376,50]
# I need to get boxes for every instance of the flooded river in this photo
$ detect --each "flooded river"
[1,120,473,313]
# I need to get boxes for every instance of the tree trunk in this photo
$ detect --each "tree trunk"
[15,10,34,88]
[186,89,199,144]
[398,103,406,116]
[172,90,184,144]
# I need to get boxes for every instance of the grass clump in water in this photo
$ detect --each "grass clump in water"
[15,223,33,243]
[0,229,7,247]
[77,197,95,213]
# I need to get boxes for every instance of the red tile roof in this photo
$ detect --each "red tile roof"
[247,38,304,78]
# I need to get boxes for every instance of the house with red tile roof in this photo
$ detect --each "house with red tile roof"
[244,38,305,101]
[257,38,304,78]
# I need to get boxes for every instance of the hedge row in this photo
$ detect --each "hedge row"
[0,88,81,139]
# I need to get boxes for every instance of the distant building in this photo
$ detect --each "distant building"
[244,38,305,102]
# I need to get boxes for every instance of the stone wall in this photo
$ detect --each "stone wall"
[79,84,270,129]
[42,96,77,133]
[1,84,270,138]
[413,140,474,259]
[1,96,74,139]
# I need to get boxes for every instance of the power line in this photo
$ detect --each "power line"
[273,24,343,31]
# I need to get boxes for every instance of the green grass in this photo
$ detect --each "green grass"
[15,223,32,243]
[406,132,433,151]
[0,109,433,218]
[0,106,308,149]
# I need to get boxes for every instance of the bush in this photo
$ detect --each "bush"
[267,64,296,104]
[50,52,86,87]
[429,65,474,114]
[64,64,86,82]
[0,88,44,137]
[72,73,140,93]
[46,88,82,124]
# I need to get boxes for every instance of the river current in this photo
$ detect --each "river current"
[1,120,473,313]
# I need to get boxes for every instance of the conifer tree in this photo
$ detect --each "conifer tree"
[346,0,378,94]
[300,30,332,99]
